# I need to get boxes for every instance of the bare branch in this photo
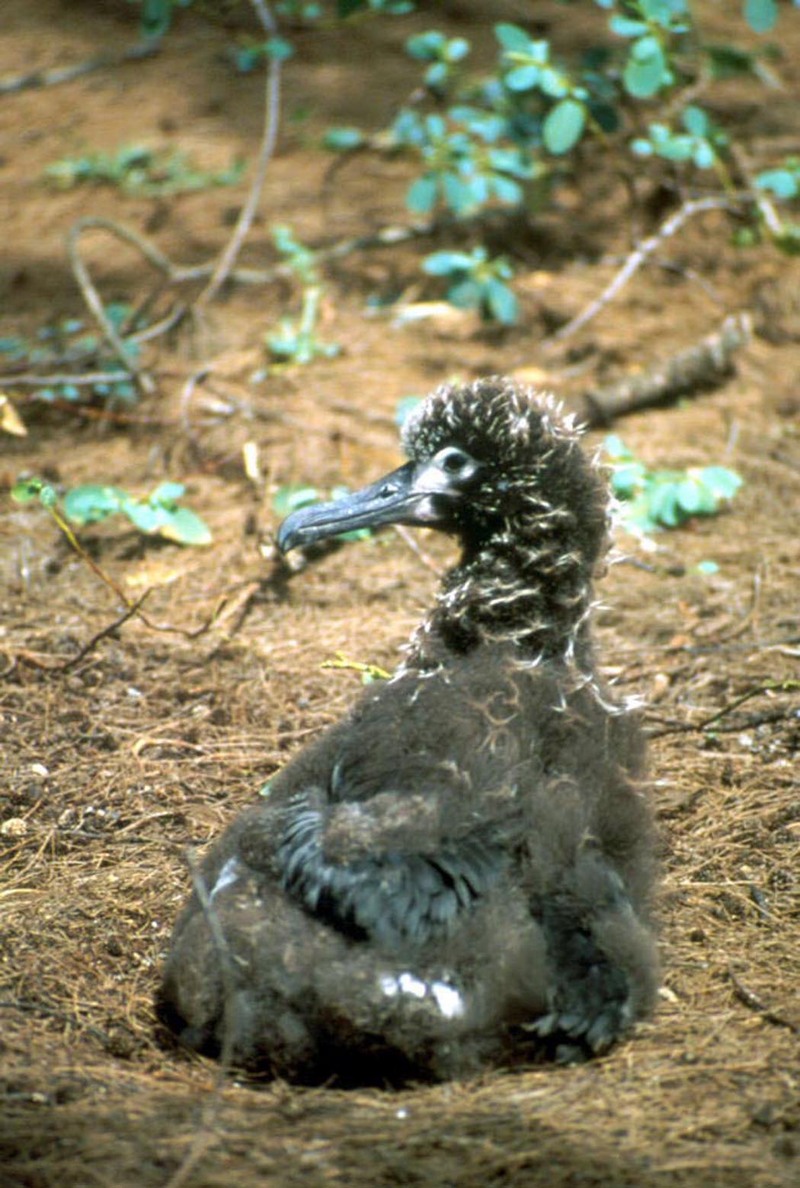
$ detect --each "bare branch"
[194,0,283,308]
[547,197,733,345]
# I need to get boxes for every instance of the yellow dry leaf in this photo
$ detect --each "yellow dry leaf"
[0,393,27,436]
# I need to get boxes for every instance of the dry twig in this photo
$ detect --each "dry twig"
[0,40,160,95]
[194,0,283,309]
[547,196,732,345]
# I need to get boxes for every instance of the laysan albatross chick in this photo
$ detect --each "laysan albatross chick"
[158,377,658,1083]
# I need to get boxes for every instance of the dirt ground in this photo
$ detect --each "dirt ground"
[1,2,799,1186]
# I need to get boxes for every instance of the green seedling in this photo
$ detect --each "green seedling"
[12,478,211,546]
[423,248,518,324]
[604,435,743,533]
[632,105,730,178]
[265,226,340,365]
[0,308,139,408]
[44,144,244,197]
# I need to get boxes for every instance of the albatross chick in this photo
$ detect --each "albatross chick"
[158,377,658,1083]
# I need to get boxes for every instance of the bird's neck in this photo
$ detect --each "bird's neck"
[406,530,597,674]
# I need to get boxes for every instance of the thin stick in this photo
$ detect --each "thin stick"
[194,0,283,309]
[66,221,156,395]
[0,39,160,96]
[0,370,134,388]
[547,197,732,345]
[66,215,188,281]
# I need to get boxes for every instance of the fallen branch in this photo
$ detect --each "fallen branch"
[547,196,733,345]
[572,312,751,426]
[0,40,160,96]
[194,0,283,308]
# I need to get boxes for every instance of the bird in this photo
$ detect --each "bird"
[157,376,658,1084]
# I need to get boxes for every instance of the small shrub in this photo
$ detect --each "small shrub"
[422,249,518,324]
[605,435,743,533]
[44,145,244,197]
[12,478,212,546]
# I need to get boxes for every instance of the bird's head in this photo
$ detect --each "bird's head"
[277,377,608,576]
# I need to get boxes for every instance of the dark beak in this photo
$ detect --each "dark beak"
[277,460,457,554]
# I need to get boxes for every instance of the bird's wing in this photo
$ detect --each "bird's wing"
[261,669,532,948]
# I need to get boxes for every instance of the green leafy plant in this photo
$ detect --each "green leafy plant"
[321,1,799,256]
[126,0,193,39]
[422,248,518,324]
[391,109,536,218]
[265,226,341,365]
[604,435,743,533]
[44,144,244,197]
[0,308,140,408]
[12,478,212,546]
[632,105,731,182]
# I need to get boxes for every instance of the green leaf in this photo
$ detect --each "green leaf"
[490,174,524,205]
[543,98,586,155]
[442,171,477,214]
[484,279,518,324]
[423,251,473,275]
[609,461,647,498]
[407,174,438,213]
[695,560,719,575]
[445,38,470,63]
[675,477,707,515]
[692,142,715,169]
[323,126,364,151]
[149,481,186,507]
[157,506,212,546]
[744,0,778,34]
[647,480,683,527]
[603,434,634,461]
[609,15,648,38]
[494,23,533,53]
[682,105,709,137]
[755,168,799,200]
[406,31,446,60]
[694,466,743,500]
[264,36,294,61]
[539,67,569,99]
[447,278,482,310]
[11,478,46,504]
[623,36,669,98]
[272,485,321,517]
[63,485,124,524]
[504,64,541,91]
[121,499,161,534]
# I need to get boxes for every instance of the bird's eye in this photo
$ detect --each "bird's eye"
[435,447,476,478]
